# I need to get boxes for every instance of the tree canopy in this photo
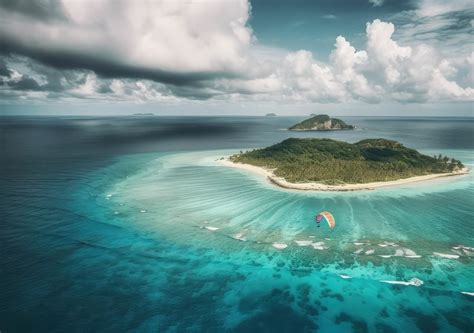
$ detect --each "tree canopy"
[230,138,464,184]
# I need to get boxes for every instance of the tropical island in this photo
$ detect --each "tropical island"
[223,138,467,191]
[289,114,354,131]
[265,113,277,117]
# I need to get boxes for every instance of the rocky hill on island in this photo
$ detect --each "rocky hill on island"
[289,114,354,131]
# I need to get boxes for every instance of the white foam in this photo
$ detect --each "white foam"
[378,241,396,247]
[394,249,405,257]
[232,232,246,241]
[106,194,113,198]
[140,210,147,213]
[295,240,312,247]
[311,241,326,250]
[353,248,364,254]
[272,243,288,250]
[205,226,219,231]
[339,274,352,279]
[313,246,326,250]
[381,278,424,287]
[461,291,474,296]
[452,245,474,254]
[392,248,421,258]
[325,238,331,241]
[379,255,392,258]
[433,252,459,259]
[354,242,364,246]
[402,248,421,258]
[365,249,375,255]
[114,211,119,215]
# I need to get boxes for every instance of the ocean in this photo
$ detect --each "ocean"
[1,116,473,332]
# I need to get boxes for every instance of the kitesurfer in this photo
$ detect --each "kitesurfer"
[315,211,336,229]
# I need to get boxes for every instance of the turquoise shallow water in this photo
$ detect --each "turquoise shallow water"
[1,116,473,332]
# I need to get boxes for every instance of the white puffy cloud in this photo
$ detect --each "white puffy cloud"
[250,19,472,104]
[286,19,470,103]
[366,20,411,81]
[280,50,346,102]
[328,37,380,102]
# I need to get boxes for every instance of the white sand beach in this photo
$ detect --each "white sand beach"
[219,158,469,192]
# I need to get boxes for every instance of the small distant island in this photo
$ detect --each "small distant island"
[289,114,353,131]
[132,113,155,116]
[223,138,467,191]
[265,113,277,117]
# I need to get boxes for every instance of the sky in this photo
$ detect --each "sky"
[0,0,473,116]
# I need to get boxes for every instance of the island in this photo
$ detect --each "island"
[289,114,354,131]
[132,113,155,116]
[222,138,468,191]
[265,113,277,117]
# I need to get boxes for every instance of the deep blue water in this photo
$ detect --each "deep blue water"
[1,116,473,332]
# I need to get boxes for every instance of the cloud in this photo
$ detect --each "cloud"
[266,19,473,103]
[0,0,253,86]
[0,59,12,77]
[369,0,384,7]
[0,1,472,106]
[415,0,472,17]
[7,76,42,90]
[390,0,473,58]
[0,0,67,21]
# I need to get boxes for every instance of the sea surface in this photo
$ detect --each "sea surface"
[1,116,473,332]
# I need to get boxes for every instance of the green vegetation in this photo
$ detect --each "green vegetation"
[289,114,354,131]
[230,138,464,184]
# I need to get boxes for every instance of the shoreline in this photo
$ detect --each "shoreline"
[218,159,469,192]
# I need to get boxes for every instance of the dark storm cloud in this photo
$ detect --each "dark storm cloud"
[0,0,66,21]
[0,0,249,96]
[0,55,92,94]
[7,76,42,90]
[97,83,113,94]
[0,59,12,77]
[28,60,88,92]
[0,38,241,88]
